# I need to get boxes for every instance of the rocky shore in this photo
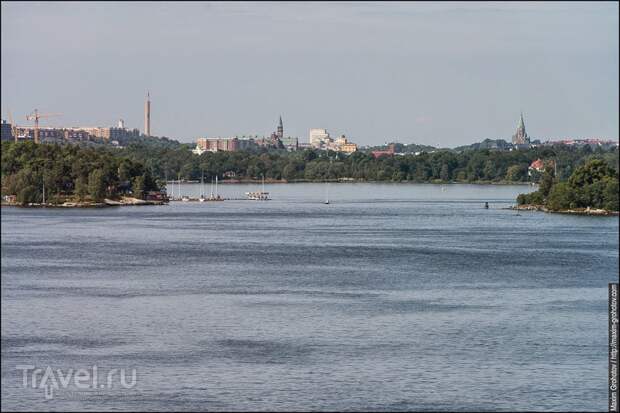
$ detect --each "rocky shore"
[1,197,167,208]
[511,204,619,216]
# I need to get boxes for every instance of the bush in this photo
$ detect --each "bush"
[546,182,575,211]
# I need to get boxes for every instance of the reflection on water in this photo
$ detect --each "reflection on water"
[1,184,617,411]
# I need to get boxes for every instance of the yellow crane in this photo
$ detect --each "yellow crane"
[26,109,62,144]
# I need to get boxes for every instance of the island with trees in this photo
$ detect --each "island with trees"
[516,159,619,215]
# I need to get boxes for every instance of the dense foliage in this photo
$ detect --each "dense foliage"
[117,140,618,184]
[517,159,619,211]
[1,141,159,205]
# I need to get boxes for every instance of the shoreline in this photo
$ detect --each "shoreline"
[510,204,619,216]
[169,179,536,185]
[1,197,168,208]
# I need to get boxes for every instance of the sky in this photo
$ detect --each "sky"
[1,1,618,146]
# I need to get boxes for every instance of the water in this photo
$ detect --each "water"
[1,183,617,411]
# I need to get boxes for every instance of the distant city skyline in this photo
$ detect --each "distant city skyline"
[1,1,618,146]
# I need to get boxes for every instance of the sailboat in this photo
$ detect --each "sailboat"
[199,172,206,202]
[215,175,222,200]
[246,175,270,200]
[324,181,329,204]
[179,174,189,201]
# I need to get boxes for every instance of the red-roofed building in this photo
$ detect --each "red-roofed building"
[371,144,396,159]
[529,159,545,172]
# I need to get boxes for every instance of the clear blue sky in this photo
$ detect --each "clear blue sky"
[1,1,618,146]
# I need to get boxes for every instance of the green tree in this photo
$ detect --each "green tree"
[88,169,106,202]
[546,182,575,211]
[505,165,526,182]
[132,175,145,199]
[74,176,88,201]
[439,164,450,181]
[603,177,620,211]
[17,185,41,206]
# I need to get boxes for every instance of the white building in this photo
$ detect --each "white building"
[309,128,330,148]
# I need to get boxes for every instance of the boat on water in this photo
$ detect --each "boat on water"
[246,175,270,200]
[325,181,329,204]
[199,172,206,202]
[246,191,270,201]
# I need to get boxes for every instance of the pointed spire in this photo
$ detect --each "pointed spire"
[278,115,283,128]
[519,111,525,129]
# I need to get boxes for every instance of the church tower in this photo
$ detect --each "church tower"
[512,112,529,145]
[277,116,283,139]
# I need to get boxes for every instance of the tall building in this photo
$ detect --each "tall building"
[512,112,530,145]
[144,92,151,136]
[1,120,13,141]
[309,128,330,148]
[277,116,283,139]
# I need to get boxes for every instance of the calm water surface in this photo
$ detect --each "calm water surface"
[1,183,618,411]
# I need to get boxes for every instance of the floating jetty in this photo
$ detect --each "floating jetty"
[169,196,224,202]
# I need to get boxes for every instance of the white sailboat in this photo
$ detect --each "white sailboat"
[325,157,332,204]
[178,174,189,201]
[199,172,206,202]
[324,181,329,204]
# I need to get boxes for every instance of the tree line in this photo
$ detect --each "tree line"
[2,139,618,206]
[116,139,618,184]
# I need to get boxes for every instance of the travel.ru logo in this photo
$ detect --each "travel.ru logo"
[16,365,137,400]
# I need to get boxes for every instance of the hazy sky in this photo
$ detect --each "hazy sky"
[1,1,618,146]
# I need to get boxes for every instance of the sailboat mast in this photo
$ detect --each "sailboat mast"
[215,176,218,198]
[177,173,181,199]
[201,171,204,198]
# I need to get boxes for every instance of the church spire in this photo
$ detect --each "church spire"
[277,115,283,138]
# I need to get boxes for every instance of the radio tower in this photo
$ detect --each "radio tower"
[144,91,151,136]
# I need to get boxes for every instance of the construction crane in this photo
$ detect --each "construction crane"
[26,109,62,144]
